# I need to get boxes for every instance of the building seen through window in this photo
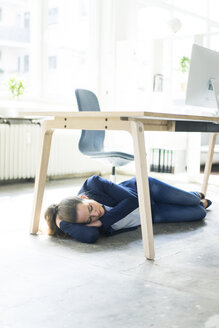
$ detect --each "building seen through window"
[48,56,57,70]
[17,56,21,73]
[0,0,91,101]
[0,0,219,107]
[48,7,59,25]
[0,0,30,96]
[24,12,30,29]
[23,55,29,72]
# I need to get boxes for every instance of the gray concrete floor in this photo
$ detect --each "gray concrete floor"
[1,174,219,328]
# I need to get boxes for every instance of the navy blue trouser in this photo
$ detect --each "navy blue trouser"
[148,177,206,223]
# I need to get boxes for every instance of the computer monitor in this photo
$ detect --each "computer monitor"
[186,44,219,116]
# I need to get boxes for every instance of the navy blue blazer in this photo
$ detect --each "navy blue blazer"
[60,175,140,243]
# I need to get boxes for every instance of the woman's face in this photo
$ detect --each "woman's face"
[76,198,105,224]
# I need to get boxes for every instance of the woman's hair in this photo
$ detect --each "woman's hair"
[44,196,83,237]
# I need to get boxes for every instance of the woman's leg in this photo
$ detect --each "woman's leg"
[152,202,206,223]
[149,177,201,206]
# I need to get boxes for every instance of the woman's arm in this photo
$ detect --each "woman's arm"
[59,221,99,243]
[80,175,137,202]
[82,176,139,230]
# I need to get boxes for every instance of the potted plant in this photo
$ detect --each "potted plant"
[2,76,25,117]
[179,56,190,91]
[179,56,190,73]
[7,76,24,98]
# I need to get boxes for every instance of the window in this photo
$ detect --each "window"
[0,0,92,101]
[48,56,57,69]
[0,1,30,95]
[24,12,30,29]
[23,55,29,72]
[1,0,219,107]
[48,8,58,25]
[46,0,91,98]
[0,50,3,73]
[17,56,21,72]
[133,0,219,103]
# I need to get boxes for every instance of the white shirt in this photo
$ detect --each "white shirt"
[104,206,140,230]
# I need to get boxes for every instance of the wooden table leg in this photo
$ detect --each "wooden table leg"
[130,120,155,260]
[202,133,217,196]
[30,122,54,234]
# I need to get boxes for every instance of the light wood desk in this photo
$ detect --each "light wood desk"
[20,111,219,260]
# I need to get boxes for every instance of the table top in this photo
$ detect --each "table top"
[19,110,219,123]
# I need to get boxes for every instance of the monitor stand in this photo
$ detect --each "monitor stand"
[202,79,219,194]
[211,78,219,117]
[202,132,217,195]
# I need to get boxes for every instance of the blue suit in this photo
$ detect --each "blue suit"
[60,175,206,243]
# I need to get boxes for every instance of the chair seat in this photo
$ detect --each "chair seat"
[84,150,133,159]
[83,151,134,167]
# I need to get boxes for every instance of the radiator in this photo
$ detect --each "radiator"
[0,123,41,180]
[0,123,107,181]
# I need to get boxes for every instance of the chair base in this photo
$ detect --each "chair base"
[110,174,116,183]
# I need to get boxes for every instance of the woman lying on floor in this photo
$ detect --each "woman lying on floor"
[44,175,212,243]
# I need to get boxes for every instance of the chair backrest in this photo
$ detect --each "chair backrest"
[75,89,105,154]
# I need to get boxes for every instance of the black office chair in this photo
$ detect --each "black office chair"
[75,89,134,181]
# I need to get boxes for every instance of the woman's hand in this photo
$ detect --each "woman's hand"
[86,220,102,228]
[56,217,62,228]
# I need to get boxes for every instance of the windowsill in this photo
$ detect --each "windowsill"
[0,96,76,118]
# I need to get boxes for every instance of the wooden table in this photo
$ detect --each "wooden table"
[20,111,219,260]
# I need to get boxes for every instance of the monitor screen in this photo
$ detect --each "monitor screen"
[186,44,219,114]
